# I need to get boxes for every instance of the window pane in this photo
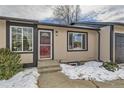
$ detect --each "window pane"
[12,40,22,51]
[68,32,86,50]
[11,26,33,52]
[73,33,82,49]
[23,27,33,51]
[40,32,51,44]
[11,27,22,51]
[40,46,51,58]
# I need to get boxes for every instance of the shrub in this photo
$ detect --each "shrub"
[102,62,119,72]
[0,48,23,80]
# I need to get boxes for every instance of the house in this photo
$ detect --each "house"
[0,16,124,68]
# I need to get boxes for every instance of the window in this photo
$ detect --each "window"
[10,26,33,52]
[68,31,87,51]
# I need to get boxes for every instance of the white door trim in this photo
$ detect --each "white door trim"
[38,30,52,60]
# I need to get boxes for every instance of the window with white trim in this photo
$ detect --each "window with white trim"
[10,26,33,52]
[68,32,87,51]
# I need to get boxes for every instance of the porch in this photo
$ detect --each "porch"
[37,59,91,73]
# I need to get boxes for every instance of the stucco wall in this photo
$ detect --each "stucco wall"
[100,26,110,62]
[113,25,124,62]
[21,54,33,64]
[38,25,98,61]
[0,20,6,48]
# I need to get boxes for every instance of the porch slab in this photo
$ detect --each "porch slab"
[38,71,96,88]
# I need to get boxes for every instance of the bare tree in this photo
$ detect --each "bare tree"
[53,5,81,24]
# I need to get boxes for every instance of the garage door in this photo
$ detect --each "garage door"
[115,33,124,63]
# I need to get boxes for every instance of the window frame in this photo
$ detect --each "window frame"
[67,31,88,51]
[10,26,34,52]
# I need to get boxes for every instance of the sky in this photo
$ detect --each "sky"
[0,5,124,23]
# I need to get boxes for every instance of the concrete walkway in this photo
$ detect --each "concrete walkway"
[38,71,124,88]
[38,71,96,88]
[94,80,124,88]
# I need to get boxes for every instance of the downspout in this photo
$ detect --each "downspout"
[96,29,101,61]
[110,25,114,62]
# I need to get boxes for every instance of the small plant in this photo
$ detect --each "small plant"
[102,62,119,72]
[0,48,23,80]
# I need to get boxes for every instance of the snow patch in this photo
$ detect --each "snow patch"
[0,68,40,88]
[60,61,124,82]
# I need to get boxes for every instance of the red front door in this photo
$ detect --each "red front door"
[39,30,52,60]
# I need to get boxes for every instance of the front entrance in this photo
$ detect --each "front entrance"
[39,29,53,60]
[115,33,124,63]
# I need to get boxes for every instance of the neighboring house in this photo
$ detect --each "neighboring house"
[0,16,124,68]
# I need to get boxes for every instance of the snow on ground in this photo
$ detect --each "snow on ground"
[60,61,124,82]
[0,68,40,88]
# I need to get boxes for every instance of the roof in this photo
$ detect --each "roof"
[38,22,99,30]
[0,16,99,30]
[0,16,124,30]
[72,22,124,29]
[2,16,124,30]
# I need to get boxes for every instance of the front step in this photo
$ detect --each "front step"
[38,60,61,73]
[38,66,61,73]
[38,64,60,69]
[38,60,60,67]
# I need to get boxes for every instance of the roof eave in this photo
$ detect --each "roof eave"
[73,21,124,27]
[0,16,38,24]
